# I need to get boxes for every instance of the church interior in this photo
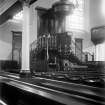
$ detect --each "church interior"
[0,0,105,105]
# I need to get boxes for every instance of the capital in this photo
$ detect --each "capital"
[19,0,31,7]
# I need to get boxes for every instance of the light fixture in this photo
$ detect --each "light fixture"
[13,11,23,20]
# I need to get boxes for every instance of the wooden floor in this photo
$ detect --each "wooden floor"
[0,71,105,105]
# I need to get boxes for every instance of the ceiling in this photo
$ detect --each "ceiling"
[0,0,18,15]
[0,0,38,25]
[0,0,22,25]
[0,0,5,5]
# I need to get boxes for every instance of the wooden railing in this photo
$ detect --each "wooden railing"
[30,34,94,66]
[71,40,94,63]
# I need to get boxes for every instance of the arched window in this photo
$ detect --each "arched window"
[66,0,84,30]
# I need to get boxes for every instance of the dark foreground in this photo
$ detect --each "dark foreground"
[0,71,105,105]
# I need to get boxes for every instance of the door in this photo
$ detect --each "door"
[75,38,83,61]
[12,32,22,66]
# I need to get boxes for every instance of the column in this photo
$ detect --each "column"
[20,0,31,74]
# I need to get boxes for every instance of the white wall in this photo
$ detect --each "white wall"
[0,20,22,60]
[90,0,105,28]
[96,43,105,61]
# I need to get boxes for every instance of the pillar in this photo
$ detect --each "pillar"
[20,0,31,75]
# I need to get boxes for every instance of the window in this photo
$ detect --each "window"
[66,0,84,30]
